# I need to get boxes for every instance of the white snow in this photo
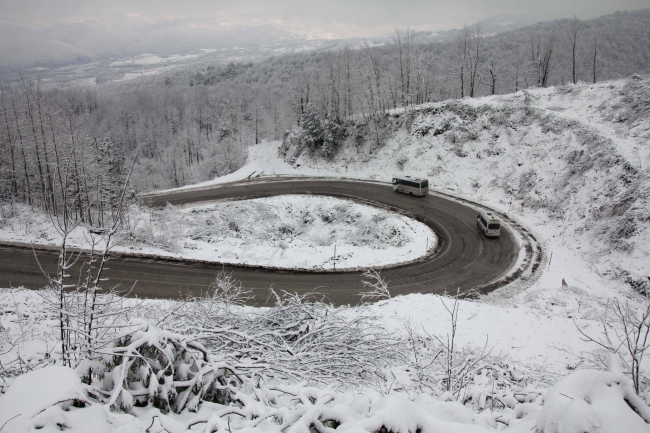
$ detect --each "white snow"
[536,366,650,433]
[145,76,650,379]
[110,54,202,67]
[2,77,650,431]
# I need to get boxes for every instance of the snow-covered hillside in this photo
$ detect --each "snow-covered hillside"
[279,76,650,299]
[2,77,649,432]
[145,76,650,374]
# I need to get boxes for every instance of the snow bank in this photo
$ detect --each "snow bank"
[0,366,87,422]
[0,366,147,432]
[536,368,650,433]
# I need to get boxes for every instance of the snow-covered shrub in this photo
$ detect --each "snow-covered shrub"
[130,204,183,252]
[412,115,453,137]
[169,290,400,389]
[447,131,460,144]
[576,299,650,396]
[205,270,253,310]
[0,291,55,382]
[518,170,538,195]
[78,320,240,414]
[279,130,305,165]
[626,276,650,297]
[619,77,650,124]
[454,145,469,158]
[359,269,391,303]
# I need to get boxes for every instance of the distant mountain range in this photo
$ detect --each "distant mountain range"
[0,13,541,74]
[0,18,325,73]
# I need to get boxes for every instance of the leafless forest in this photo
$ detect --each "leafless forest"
[1,9,649,205]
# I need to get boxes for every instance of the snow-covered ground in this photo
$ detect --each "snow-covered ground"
[0,195,435,271]
[2,77,649,432]
[149,76,650,378]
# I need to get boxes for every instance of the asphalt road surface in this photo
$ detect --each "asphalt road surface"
[0,179,520,306]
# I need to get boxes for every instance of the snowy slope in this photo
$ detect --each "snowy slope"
[2,78,650,432]
[152,76,650,373]
[277,77,650,301]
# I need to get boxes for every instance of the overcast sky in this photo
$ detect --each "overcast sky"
[2,0,650,37]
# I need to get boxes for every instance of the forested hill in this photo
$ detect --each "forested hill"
[1,10,649,198]
[169,8,650,97]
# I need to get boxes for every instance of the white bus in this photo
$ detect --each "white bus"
[392,176,429,197]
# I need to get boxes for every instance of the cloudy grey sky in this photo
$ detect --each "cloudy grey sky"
[2,0,649,37]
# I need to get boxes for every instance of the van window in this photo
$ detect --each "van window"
[488,223,500,230]
[480,216,488,227]
[420,180,428,188]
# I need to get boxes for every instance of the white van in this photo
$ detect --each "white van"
[477,211,501,237]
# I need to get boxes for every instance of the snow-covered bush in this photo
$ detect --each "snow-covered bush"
[129,204,184,252]
[169,289,401,388]
[76,320,243,414]
[360,269,391,303]
[576,298,650,396]
[0,291,55,382]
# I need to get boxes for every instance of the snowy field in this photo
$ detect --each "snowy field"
[1,77,649,432]
[0,195,435,270]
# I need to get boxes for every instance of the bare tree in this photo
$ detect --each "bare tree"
[430,293,492,398]
[530,32,558,87]
[481,59,500,95]
[359,269,390,302]
[590,27,601,84]
[513,57,523,92]
[564,17,580,84]
[343,46,355,118]
[394,28,415,106]
[35,134,140,365]
[467,24,482,97]
[575,298,650,395]
[363,41,385,113]
[451,25,471,98]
